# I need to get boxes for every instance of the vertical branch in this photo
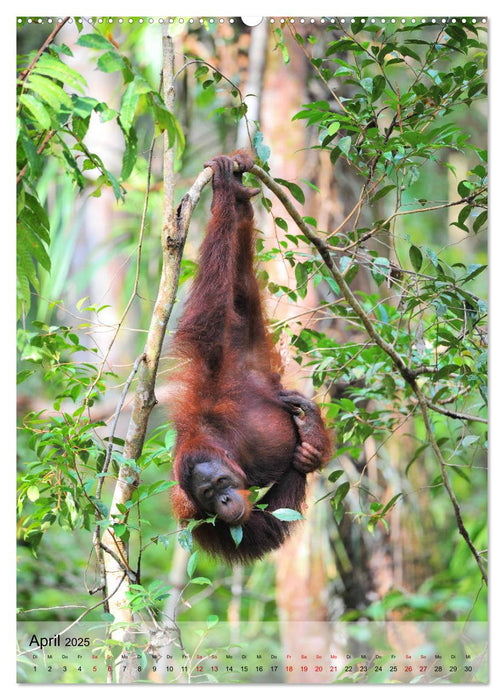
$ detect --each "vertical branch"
[100,28,182,684]
[236,20,268,148]
[163,25,176,244]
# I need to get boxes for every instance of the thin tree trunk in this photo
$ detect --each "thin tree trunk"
[101,26,179,684]
[236,20,268,149]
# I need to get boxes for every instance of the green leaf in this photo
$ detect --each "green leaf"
[275,217,288,232]
[58,139,86,189]
[26,74,73,111]
[18,129,42,179]
[338,135,352,156]
[398,45,421,62]
[18,94,52,130]
[300,181,320,195]
[433,300,447,317]
[445,24,468,44]
[360,77,373,94]
[194,65,209,79]
[464,264,486,283]
[249,483,275,504]
[27,485,40,502]
[332,481,350,506]
[382,374,396,397]
[381,493,402,515]
[119,77,151,132]
[186,551,198,578]
[17,369,34,384]
[409,245,423,272]
[24,193,50,240]
[271,508,303,521]
[328,469,344,483]
[253,130,271,163]
[295,262,308,299]
[457,180,472,198]
[372,75,386,101]
[327,120,341,135]
[473,210,487,233]
[371,257,390,286]
[113,523,127,538]
[340,255,359,283]
[461,435,479,447]
[19,206,49,244]
[95,102,117,122]
[97,51,126,73]
[72,114,90,142]
[229,524,243,547]
[425,248,438,267]
[18,222,51,272]
[33,53,85,92]
[72,95,99,119]
[51,43,73,57]
[120,126,138,180]
[178,528,193,552]
[370,184,395,203]
[207,615,219,628]
[326,39,359,56]
[275,178,305,205]
[76,33,113,50]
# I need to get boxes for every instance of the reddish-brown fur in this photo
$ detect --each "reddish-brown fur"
[168,151,331,563]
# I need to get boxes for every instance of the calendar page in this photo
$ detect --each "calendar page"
[16,14,488,685]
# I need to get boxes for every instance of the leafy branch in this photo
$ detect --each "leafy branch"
[249,162,487,586]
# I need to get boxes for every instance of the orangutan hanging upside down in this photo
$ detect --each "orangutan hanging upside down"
[169,151,331,562]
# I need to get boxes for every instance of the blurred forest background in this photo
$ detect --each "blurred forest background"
[16,16,487,683]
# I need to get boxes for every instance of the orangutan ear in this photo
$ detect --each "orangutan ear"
[171,483,198,521]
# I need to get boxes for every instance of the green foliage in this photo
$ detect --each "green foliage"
[16,21,186,585]
[16,26,184,319]
[16,19,487,635]
[17,324,110,551]
[260,19,488,615]
[125,580,172,614]
[269,20,487,456]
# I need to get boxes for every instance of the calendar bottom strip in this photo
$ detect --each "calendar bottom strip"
[17,619,488,684]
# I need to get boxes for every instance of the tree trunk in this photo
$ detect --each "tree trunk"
[101,26,179,683]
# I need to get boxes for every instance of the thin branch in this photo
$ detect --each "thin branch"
[98,352,146,499]
[174,58,244,102]
[251,163,415,384]
[86,131,158,402]
[424,398,487,425]
[17,130,56,184]
[99,541,137,582]
[413,387,488,584]
[330,175,385,238]
[18,17,71,82]
[337,189,487,252]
